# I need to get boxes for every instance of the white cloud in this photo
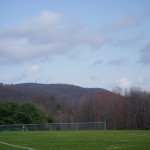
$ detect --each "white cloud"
[27,65,41,76]
[0,11,109,63]
[117,77,133,88]
[107,15,143,31]
[8,65,42,83]
[103,15,145,49]
[116,77,147,89]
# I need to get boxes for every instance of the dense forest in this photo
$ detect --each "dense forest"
[0,102,52,125]
[0,83,150,129]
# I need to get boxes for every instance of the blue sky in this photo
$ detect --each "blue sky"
[0,0,150,90]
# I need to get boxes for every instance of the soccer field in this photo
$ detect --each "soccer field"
[0,130,150,150]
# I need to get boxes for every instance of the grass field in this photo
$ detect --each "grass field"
[0,130,150,150]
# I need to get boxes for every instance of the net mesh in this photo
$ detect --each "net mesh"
[0,122,106,131]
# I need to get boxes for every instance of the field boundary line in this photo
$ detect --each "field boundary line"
[0,141,37,150]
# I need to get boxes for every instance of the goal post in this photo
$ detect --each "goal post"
[0,122,106,131]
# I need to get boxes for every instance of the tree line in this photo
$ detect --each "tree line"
[76,88,150,129]
[0,102,52,125]
[0,88,150,129]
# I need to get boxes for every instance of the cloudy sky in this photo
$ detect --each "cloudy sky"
[0,0,150,90]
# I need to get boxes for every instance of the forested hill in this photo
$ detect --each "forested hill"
[0,83,109,102]
[1,83,150,129]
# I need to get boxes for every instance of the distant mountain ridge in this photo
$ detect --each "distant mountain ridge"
[0,83,109,102]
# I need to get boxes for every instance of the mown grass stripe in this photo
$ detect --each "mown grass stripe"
[129,134,150,138]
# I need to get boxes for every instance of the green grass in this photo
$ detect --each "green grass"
[0,130,150,150]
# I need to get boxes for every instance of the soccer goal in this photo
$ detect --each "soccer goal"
[50,122,106,131]
[0,122,106,131]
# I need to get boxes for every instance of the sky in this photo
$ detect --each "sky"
[0,0,150,91]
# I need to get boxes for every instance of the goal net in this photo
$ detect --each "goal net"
[0,122,106,131]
